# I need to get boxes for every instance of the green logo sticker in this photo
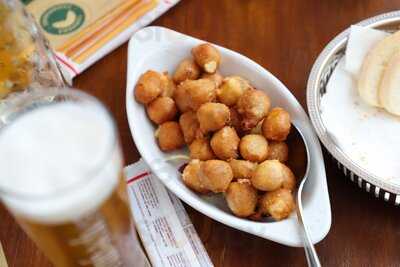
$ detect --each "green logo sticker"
[40,3,85,35]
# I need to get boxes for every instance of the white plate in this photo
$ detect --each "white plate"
[126,26,331,247]
[307,11,400,204]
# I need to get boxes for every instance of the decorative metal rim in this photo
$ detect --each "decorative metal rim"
[306,11,400,203]
[331,155,400,206]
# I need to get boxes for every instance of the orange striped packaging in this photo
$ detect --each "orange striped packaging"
[23,0,180,83]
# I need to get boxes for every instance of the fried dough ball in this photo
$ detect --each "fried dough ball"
[267,141,289,162]
[189,138,215,160]
[217,76,251,106]
[250,119,263,135]
[200,160,233,193]
[201,71,223,88]
[174,83,192,112]
[229,108,243,135]
[225,180,258,217]
[135,70,167,104]
[182,78,216,110]
[210,127,240,160]
[262,107,291,141]
[251,160,285,191]
[182,160,209,193]
[156,121,185,151]
[228,159,257,180]
[248,209,264,221]
[173,59,201,84]
[259,188,295,220]
[192,43,221,73]
[179,111,200,144]
[197,103,230,133]
[281,165,296,191]
[147,97,177,124]
[237,89,271,130]
[239,134,269,162]
[162,74,176,98]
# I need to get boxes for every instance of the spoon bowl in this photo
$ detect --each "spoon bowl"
[290,125,321,266]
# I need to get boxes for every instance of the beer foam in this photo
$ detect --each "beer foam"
[0,101,122,224]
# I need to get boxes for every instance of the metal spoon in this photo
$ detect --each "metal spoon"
[287,125,321,267]
[160,123,322,266]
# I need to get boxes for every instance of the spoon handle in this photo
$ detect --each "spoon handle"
[297,180,321,267]
[303,236,321,267]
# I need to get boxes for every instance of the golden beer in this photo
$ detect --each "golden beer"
[0,3,33,98]
[0,0,63,100]
[16,177,139,267]
[0,89,149,267]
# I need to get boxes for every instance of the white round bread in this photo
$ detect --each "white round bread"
[379,51,400,116]
[358,30,400,108]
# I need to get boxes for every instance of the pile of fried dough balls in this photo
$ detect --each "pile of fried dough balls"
[135,43,296,221]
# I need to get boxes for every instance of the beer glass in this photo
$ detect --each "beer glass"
[0,89,150,267]
[0,0,64,102]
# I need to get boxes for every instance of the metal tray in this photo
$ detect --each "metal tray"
[307,11,400,205]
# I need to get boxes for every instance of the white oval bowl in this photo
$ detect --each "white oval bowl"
[126,26,331,247]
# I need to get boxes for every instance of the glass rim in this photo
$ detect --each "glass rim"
[0,88,119,200]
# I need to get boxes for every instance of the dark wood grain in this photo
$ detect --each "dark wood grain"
[2,0,400,266]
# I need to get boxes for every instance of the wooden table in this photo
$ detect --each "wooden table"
[1,0,400,266]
